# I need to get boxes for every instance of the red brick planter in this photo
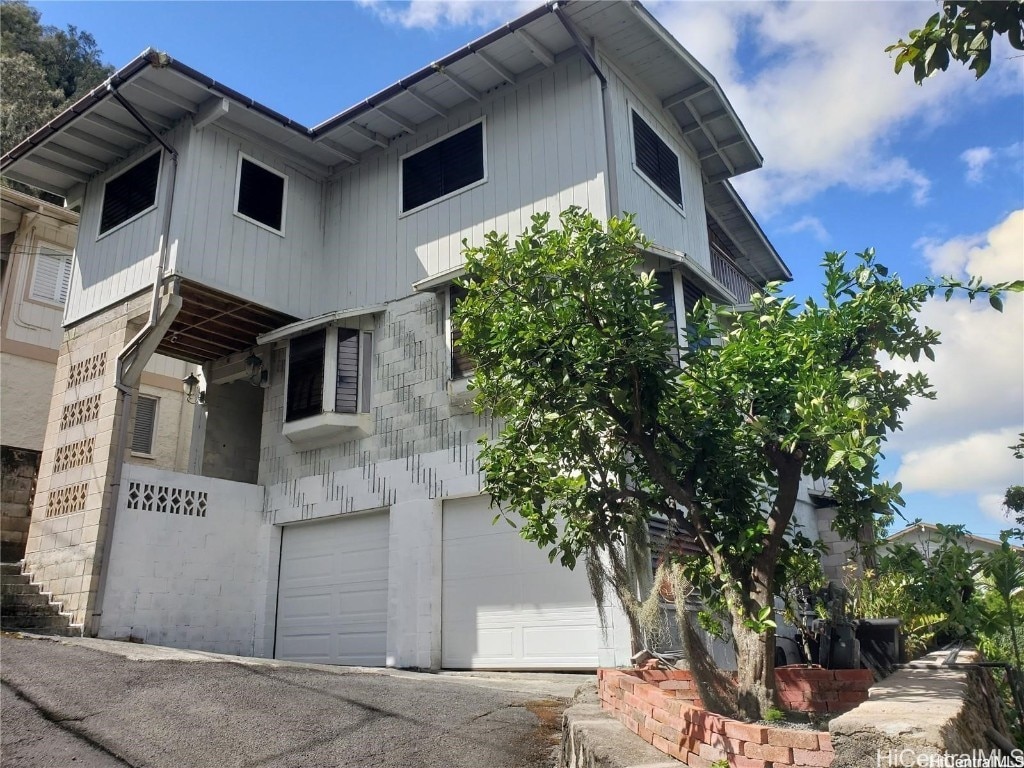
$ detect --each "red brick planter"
[597,666,870,767]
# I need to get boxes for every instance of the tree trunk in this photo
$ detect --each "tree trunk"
[732,614,777,721]
[676,607,739,718]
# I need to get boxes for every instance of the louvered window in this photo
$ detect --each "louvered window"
[131,395,158,455]
[235,156,286,233]
[681,278,711,351]
[402,122,484,213]
[335,329,373,414]
[449,284,475,380]
[632,111,682,207]
[99,151,161,235]
[288,327,373,423]
[30,249,73,305]
[287,330,326,422]
[654,272,679,365]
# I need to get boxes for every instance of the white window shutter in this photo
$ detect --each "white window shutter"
[30,250,72,305]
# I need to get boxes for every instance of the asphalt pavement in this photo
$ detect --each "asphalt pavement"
[0,633,590,768]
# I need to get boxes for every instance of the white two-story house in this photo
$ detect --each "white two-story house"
[1,0,796,669]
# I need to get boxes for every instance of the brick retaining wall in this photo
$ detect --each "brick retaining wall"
[597,667,871,767]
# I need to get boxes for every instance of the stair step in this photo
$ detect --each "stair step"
[1,582,41,595]
[0,562,79,637]
[0,563,24,577]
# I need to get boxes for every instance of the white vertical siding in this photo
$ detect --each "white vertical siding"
[325,55,607,309]
[600,56,711,271]
[174,125,325,318]
[65,125,190,325]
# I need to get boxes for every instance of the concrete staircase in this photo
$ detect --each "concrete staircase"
[1,562,83,636]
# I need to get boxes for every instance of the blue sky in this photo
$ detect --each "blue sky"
[34,0,1024,537]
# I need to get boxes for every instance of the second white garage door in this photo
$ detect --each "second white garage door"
[275,511,389,666]
[442,496,601,669]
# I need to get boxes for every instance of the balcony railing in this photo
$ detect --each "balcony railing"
[709,241,761,302]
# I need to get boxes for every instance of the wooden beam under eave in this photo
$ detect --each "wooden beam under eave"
[129,79,197,113]
[376,106,417,135]
[515,28,555,68]
[434,66,482,102]
[37,142,107,172]
[318,139,360,166]
[347,122,389,148]
[81,113,150,144]
[404,87,448,119]
[476,50,517,85]
[193,96,230,130]
[662,83,711,110]
[25,155,91,184]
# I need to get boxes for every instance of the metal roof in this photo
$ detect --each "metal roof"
[1,0,765,197]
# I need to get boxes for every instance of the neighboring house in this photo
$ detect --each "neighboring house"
[886,523,1024,559]
[1,187,196,562]
[1,0,833,669]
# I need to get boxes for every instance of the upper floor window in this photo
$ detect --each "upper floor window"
[654,271,680,365]
[631,110,682,208]
[402,121,485,214]
[285,326,373,423]
[99,150,161,236]
[30,248,73,306]
[235,154,287,234]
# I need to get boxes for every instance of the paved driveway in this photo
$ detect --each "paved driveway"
[1,634,589,768]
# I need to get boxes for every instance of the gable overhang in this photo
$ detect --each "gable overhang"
[705,180,791,283]
[2,1,766,199]
[0,51,337,198]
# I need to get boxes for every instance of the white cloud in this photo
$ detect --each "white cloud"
[356,0,535,30]
[978,492,1015,526]
[896,427,1022,495]
[781,215,830,243]
[888,211,1024,512]
[960,146,995,184]
[650,1,1023,217]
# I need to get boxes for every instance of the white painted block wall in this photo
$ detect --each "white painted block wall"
[99,465,268,656]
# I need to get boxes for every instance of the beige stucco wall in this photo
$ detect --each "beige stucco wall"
[0,352,58,451]
[126,382,196,473]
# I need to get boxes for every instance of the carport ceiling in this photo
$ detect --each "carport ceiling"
[159,280,296,364]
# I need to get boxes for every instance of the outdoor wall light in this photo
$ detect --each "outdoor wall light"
[182,372,205,405]
[245,351,268,387]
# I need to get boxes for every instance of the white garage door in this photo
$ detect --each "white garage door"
[442,496,600,669]
[275,511,389,665]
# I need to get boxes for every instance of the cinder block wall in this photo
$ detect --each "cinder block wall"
[23,293,149,627]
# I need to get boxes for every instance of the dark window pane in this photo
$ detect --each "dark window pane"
[237,159,285,231]
[654,272,679,365]
[632,111,682,206]
[403,123,483,212]
[287,330,325,421]
[100,152,160,234]
[450,283,476,379]
[335,329,360,414]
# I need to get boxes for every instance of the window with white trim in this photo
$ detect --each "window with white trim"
[131,395,158,456]
[285,326,373,423]
[235,155,287,234]
[30,248,73,305]
[631,110,682,208]
[402,121,485,213]
[99,151,161,235]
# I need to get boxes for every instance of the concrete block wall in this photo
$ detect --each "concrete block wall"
[23,293,148,628]
[98,465,267,656]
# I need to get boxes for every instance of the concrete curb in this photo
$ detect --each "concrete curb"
[560,684,681,768]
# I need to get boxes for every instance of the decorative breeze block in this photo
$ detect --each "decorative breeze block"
[126,481,208,518]
[67,353,106,388]
[60,394,101,430]
[53,437,95,473]
[46,482,89,517]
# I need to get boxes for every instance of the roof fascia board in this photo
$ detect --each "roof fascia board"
[256,304,387,345]
[310,1,556,137]
[713,180,791,281]
[412,264,467,292]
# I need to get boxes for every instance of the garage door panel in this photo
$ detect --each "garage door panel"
[442,496,600,669]
[276,512,389,666]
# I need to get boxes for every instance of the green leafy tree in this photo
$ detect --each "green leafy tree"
[887,1,1024,83]
[455,207,1021,721]
[0,0,113,156]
